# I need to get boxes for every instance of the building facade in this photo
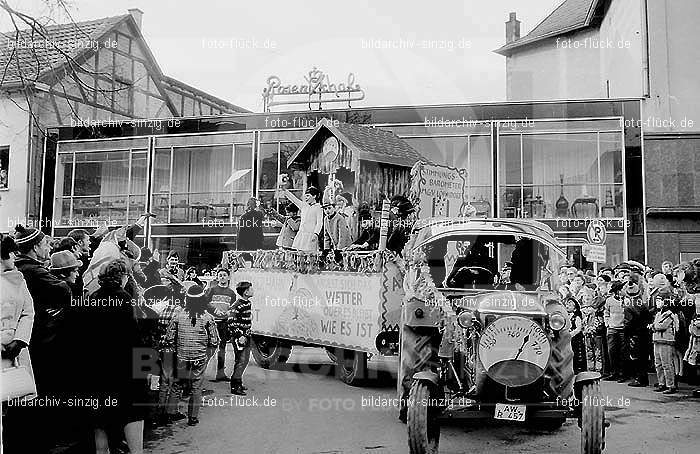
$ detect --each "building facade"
[495,0,700,266]
[0,9,247,233]
[49,99,642,270]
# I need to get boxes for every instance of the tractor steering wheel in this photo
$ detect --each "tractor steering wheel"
[448,266,495,289]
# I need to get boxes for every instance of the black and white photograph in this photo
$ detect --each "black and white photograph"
[1,0,699,453]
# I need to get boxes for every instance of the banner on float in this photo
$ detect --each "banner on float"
[229,269,384,353]
[409,162,470,219]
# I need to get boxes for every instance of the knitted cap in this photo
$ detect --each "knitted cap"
[13,225,45,248]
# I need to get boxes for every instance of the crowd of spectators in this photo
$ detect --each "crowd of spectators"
[1,217,254,453]
[556,260,700,397]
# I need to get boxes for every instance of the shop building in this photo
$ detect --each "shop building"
[48,98,643,269]
[0,10,247,233]
[495,0,700,266]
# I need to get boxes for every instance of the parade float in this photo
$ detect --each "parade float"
[220,119,476,385]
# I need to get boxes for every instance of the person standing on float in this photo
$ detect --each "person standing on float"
[280,186,323,252]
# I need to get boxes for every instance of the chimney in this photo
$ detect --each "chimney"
[128,8,143,30]
[506,12,521,44]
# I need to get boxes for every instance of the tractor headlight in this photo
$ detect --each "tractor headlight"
[549,313,566,331]
[457,311,474,329]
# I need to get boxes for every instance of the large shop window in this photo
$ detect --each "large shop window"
[54,150,147,225]
[498,129,624,219]
[152,143,253,224]
[258,141,303,212]
[402,135,493,214]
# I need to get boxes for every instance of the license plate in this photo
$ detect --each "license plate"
[494,403,526,421]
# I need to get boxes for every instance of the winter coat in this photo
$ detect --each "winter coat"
[623,296,652,336]
[652,309,677,345]
[139,259,162,288]
[323,212,352,250]
[237,209,265,251]
[81,285,149,425]
[1,269,34,348]
[683,314,700,366]
[604,295,625,330]
[14,255,71,350]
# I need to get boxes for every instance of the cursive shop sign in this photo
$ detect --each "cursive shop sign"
[262,67,365,111]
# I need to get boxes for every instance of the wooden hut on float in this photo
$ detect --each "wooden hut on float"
[285,118,427,210]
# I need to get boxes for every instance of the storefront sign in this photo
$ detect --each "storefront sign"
[262,67,365,111]
[410,162,471,218]
[229,269,385,353]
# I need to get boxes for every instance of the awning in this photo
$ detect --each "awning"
[646,207,700,217]
[286,118,426,170]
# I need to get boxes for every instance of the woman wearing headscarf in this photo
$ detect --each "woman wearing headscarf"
[83,258,148,454]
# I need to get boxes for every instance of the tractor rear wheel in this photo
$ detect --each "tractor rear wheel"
[334,349,368,386]
[250,336,291,369]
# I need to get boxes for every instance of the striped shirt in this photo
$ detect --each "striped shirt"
[157,304,182,349]
[228,297,252,337]
[165,310,219,361]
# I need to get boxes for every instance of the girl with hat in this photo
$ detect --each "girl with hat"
[280,184,323,252]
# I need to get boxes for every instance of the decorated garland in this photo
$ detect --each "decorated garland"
[221,248,403,274]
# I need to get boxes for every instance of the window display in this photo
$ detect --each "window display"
[498,125,624,219]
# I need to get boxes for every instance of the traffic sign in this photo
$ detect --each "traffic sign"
[586,244,607,263]
[586,220,606,245]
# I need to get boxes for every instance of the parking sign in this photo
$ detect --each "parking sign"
[586,220,606,245]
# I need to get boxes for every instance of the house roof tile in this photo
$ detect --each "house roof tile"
[0,15,128,86]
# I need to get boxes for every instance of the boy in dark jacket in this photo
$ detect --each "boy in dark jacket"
[623,274,652,387]
[229,281,253,395]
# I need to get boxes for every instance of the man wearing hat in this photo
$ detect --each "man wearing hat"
[13,225,71,383]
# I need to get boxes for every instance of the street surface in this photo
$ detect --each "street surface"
[147,346,698,454]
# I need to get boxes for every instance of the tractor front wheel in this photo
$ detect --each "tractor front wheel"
[580,380,604,454]
[407,380,440,454]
